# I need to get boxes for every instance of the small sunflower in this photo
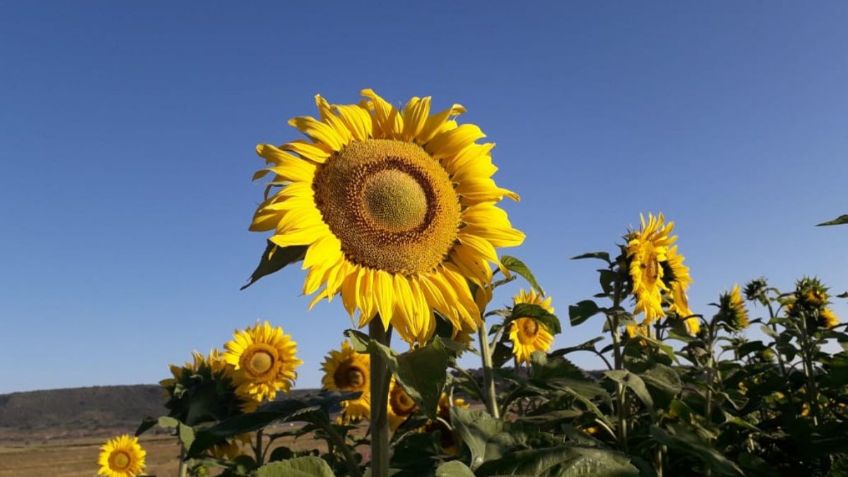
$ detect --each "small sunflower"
[321,341,371,423]
[820,308,840,329]
[160,349,231,393]
[224,321,302,411]
[720,284,749,330]
[625,323,650,346]
[626,213,676,323]
[249,89,525,344]
[210,433,251,460]
[425,393,469,454]
[97,434,146,477]
[508,289,555,365]
[387,380,419,431]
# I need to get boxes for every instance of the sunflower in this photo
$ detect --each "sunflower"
[425,393,469,454]
[224,321,302,411]
[249,90,525,344]
[720,284,749,330]
[626,213,676,323]
[321,341,371,423]
[210,433,251,460]
[508,289,555,365]
[820,308,840,329]
[160,349,231,393]
[97,434,146,477]
[387,379,419,431]
[625,323,650,346]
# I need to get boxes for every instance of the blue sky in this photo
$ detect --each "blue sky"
[1,2,846,394]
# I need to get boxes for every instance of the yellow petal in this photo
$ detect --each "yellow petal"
[288,116,346,151]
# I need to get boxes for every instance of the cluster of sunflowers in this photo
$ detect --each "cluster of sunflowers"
[95,89,847,477]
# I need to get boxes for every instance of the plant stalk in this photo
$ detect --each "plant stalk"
[178,444,188,477]
[369,319,392,477]
[478,325,501,419]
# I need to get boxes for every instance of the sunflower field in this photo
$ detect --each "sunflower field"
[97,90,848,477]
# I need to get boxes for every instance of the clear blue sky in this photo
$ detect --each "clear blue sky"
[1,2,846,394]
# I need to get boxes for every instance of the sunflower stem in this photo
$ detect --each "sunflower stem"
[178,444,188,477]
[477,324,501,419]
[369,319,392,477]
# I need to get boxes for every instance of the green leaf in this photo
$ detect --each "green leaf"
[604,370,653,410]
[501,255,545,294]
[568,300,600,327]
[395,339,452,418]
[571,251,612,264]
[475,446,639,477]
[650,424,743,476]
[451,408,505,469]
[241,241,307,290]
[511,303,562,335]
[255,456,335,477]
[641,364,682,399]
[435,461,477,477]
[177,423,195,450]
[817,214,848,226]
[343,329,370,352]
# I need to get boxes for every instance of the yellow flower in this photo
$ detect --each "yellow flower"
[425,394,470,454]
[249,90,525,344]
[321,341,371,423]
[97,434,146,477]
[387,380,418,431]
[821,308,840,329]
[626,213,676,323]
[210,433,251,460]
[722,284,749,330]
[508,289,555,365]
[625,323,650,346]
[224,321,302,411]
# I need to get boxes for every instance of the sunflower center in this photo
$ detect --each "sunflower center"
[362,170,428,232]
[245,349,276,376]
[334,363,367,390]
[346,367,366,389]
[313,139,461,274]
[391,386,417,415]
[109,451,131,470]
[522,319,539,337]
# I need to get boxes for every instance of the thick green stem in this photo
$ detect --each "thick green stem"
[478,325,501,419]
[798,315,820,426]
[178,444,188,477]
[254,428,264,466]
[610,272,628,451]
[369,319,392,477]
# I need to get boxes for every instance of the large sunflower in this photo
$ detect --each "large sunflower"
[223,321,302,410]
[250,89,525,344]
[97,435,146,477]
[321,341,371,423]
[626,213,676,323]
[508,289,555,365]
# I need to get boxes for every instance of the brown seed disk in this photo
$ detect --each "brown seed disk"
[313,139,461,275]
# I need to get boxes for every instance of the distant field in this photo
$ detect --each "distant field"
[0,435,179,477]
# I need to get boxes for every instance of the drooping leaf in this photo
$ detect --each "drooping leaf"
[604,370,653,410]
[569,300,600,327]
[511,303,562,334]
[394,338,452,418]
[241,241,307,290]
[255,456,335,477]
[816,214,848,226]
[650,424,744,476]
[451,408,505,469]
[501,255,545,294]
[571,251,612,264]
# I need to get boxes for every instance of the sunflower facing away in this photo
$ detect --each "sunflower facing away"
[720,284,749,331]
[160,349,231,394]
[97,434,146,477]
[321,341,371,422]
[249,89,525,344]
[820,308,840,329]
[224,321,302,411]
[508,289,555,365]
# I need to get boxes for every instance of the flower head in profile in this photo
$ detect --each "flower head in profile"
[508,289,555,365]
[248,89,524,344]
[209,433,251,460]
[224,321,302,411]
[424,393,470,455]
[97,434,146,477]
[625,323,650,346]
[795,277,829,310]
[160,349,231,395]
[626,213,676,323]
[820,308,840,329]
[321,341,371,423]
[720,284,749,331]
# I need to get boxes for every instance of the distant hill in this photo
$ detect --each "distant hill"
[0,385,318,443]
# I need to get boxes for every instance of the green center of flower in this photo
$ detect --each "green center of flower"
[109,450,131,470]
[248,350,275,375]
[362,169,428,232]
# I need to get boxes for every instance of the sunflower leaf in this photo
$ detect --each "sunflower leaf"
[509,303,562,335]
[501,255,545,295]
[241,241,308,290]
[604,370,654,410]
[817,214,848,226]
[256,456,335,477]
[394,338,452,418]
[571,251,612,264]
[568,300,601,327]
